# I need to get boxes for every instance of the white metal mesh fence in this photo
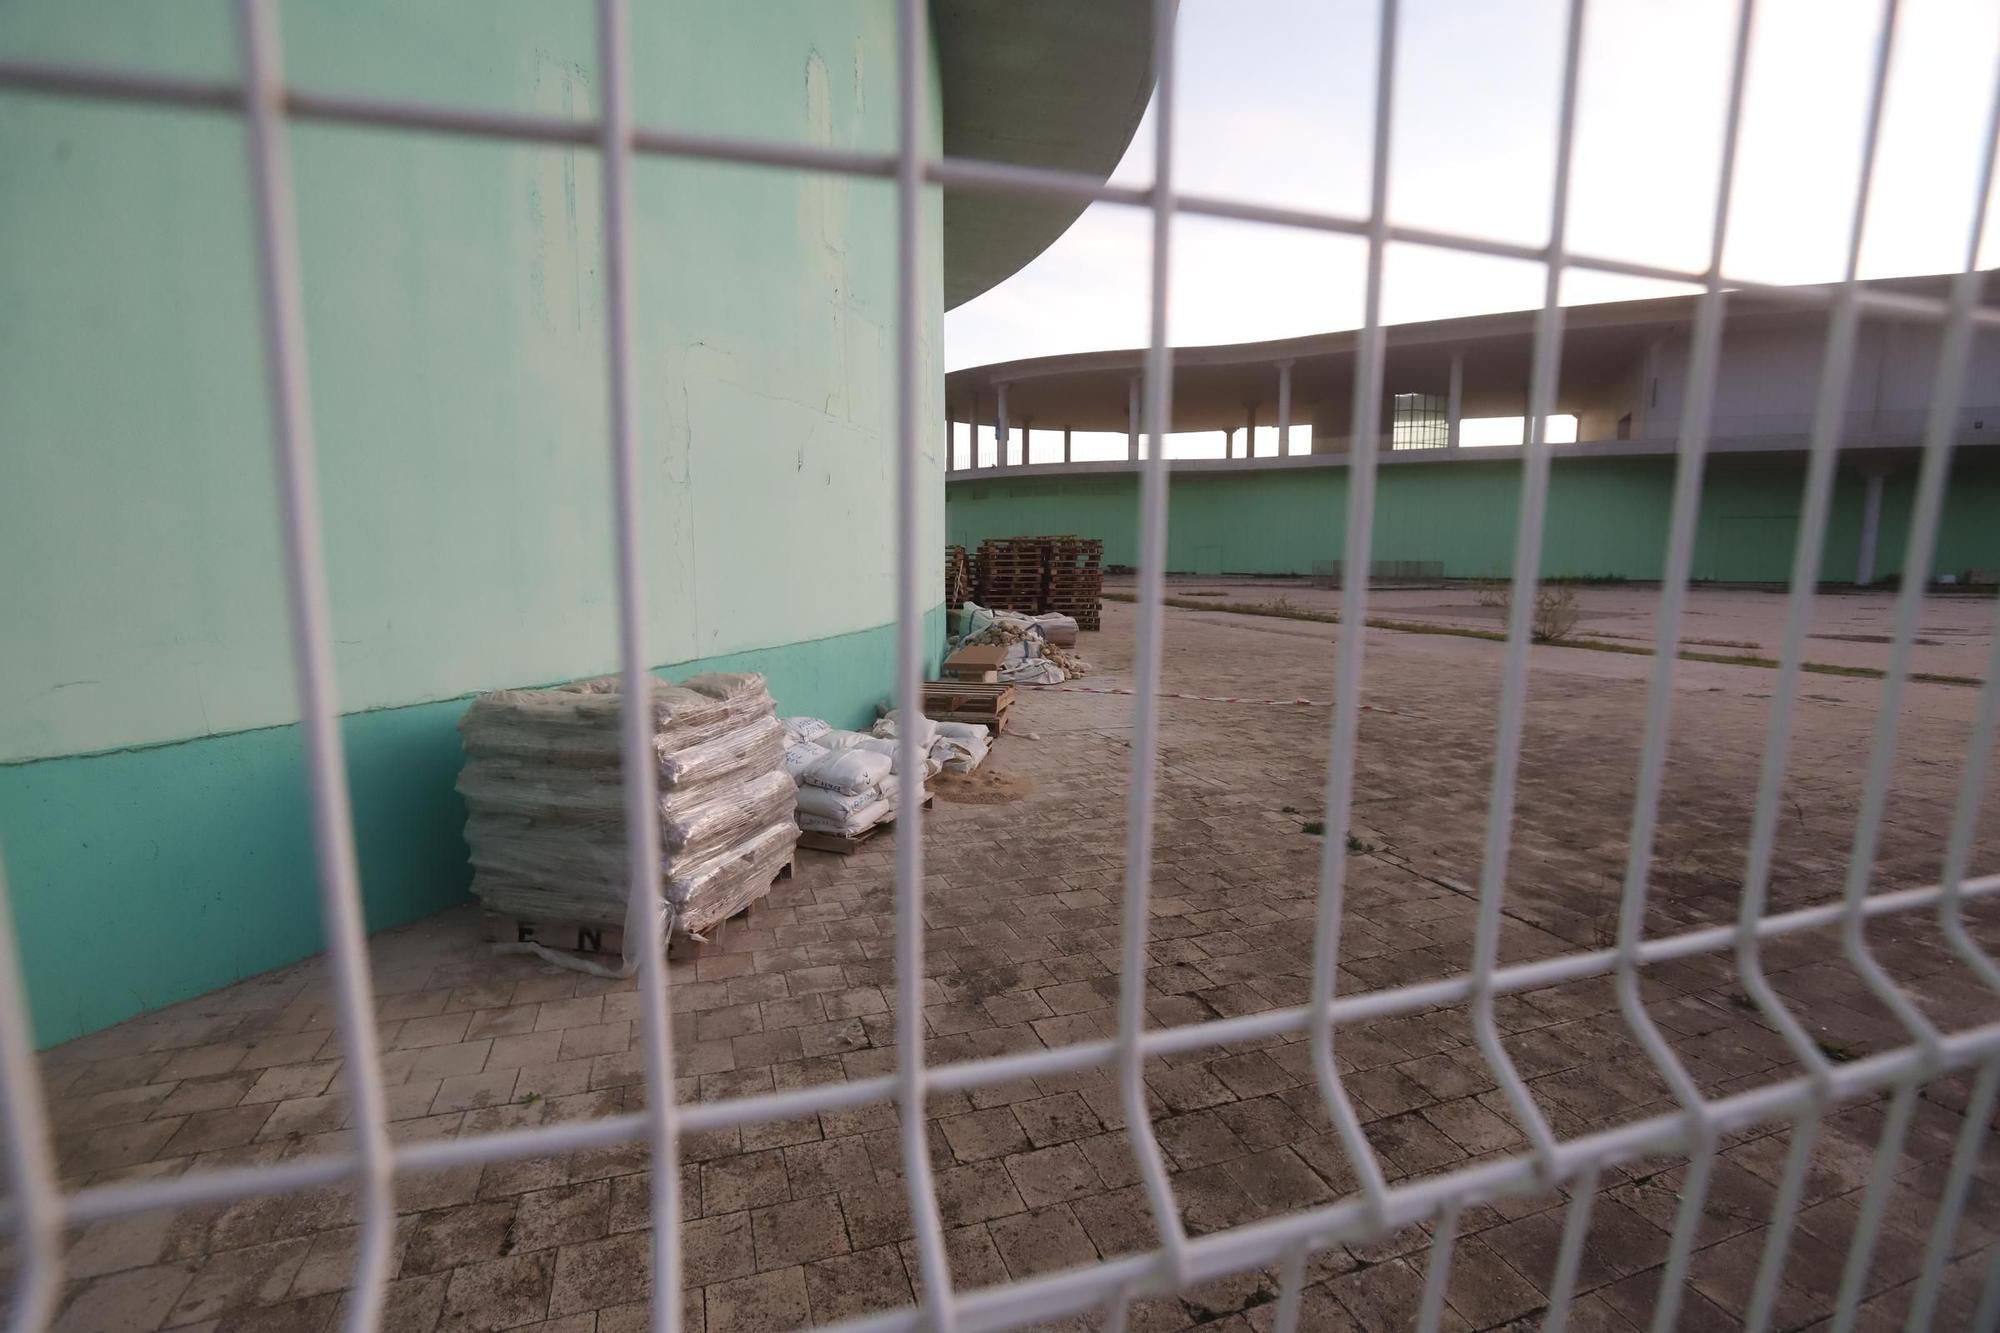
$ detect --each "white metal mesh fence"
[3,1,2000,1331]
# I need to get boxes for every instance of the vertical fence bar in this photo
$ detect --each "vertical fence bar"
[1307,0,1398,1220]
[0,857,61,1333]
[1831,36,2000,1067]
[1906,1059,2000,1332]
[1930,53,2000,1000]
[1540,1170,1599,1333]
[1831,1081,1919,1333]
[1116,0,1191,1279]
[1745,1110,1822,1333]
[1415,1203,1462,1333]
[1608,0,1757,1143]
[1649,1144,1715,1333]
[1269,1244,1309,1333]
[232,3,398,1327]
[1467,0,1587,1172]
[592,4,682,1330]
[1734,0,1904,1093]
[1741,14,1906,1323]
[892,1,956,1327]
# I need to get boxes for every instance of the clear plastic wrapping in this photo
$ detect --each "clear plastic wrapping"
[460,676,746,766]
[459,672,797,949]
[465,769,794,878]
[674,820,798,935]
[458,718,785,818]
[684,672,777,727]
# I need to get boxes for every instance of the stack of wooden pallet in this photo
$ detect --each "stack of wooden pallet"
[1041,536,1104,630]
[974,536,1045,613]
[945,544,973,610]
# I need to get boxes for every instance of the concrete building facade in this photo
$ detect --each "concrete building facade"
[0,2,1151,1045]
[944,276,2000,586]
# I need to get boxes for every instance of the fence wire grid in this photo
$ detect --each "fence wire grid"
[5,1,2000,1331]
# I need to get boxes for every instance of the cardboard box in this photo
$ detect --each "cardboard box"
[941,645,1008,683]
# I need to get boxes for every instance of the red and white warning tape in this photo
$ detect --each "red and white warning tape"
[1022,683,1412,715]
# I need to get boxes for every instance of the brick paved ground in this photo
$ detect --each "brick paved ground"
[33,590,2000,1331]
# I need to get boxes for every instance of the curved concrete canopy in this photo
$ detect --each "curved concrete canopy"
[942,271,1973,433]
[934,0,1155,310]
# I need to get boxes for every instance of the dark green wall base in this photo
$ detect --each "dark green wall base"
[0,610,943,1048]
[947,456,2000,583]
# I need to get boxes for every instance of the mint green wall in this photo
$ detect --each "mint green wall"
[2,614,940,1048]
[1,4,947,1043]
[2,2,943,763]
[946,456,2000,583]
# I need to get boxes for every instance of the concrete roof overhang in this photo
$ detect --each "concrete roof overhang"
[935,0,1155,310]
[942,272,1977,431]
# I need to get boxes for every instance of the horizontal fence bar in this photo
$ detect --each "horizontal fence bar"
[820,1016,2000,1333]
[36,869,2000,1235]
[3,59,1998,333]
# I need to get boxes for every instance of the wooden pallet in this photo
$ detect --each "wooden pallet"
[797,795,934,855]
[922,681,1016,733]
[482,859,793,957]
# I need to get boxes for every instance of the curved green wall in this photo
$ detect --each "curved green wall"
[946,455,2000,584]
[1,3,945,1044]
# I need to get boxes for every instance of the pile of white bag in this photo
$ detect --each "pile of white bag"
[954,601,1090,684]
[875,710,991,774]
[458,672,798,952]
[781,716,934,840]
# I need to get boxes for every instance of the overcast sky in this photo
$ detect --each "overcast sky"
[944,0,2000,463]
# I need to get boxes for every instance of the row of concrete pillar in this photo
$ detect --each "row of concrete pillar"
[948,352,1485,469]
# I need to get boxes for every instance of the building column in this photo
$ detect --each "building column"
[995,383,1010,467]
[1276,360,1294,455]
[1635,338,1662,439]
[1856,470,1887,586]
[1063,426,1072,464]
[1019,419,1031,467]
[1224,429,1235,458]
[1245,403,1258,458]
[1127,375,1140,461]
[1447,352,1463,450]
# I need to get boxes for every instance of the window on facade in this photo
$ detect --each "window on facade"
[1390,392,1448,449]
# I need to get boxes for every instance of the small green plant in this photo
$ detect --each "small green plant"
[1280,804,1299,814]
[520,1090,542,1107]
[1813,1035,1859,1063]
[1345,833,1371,854]
[1301,819,1325,836]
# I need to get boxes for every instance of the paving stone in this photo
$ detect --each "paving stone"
[512,1180,611,1254]
[939,1107,1032,1163]
[438,1252,554,1330]
[987,1204,1099,1279]
[751,1194,850,1270]
[546,1231,651,1317]
[704,1265,810,1333]
[51,1264,196,1333]
[402,1200,520,1275]
[684,1210,757,1287]
[703,1149,792,1216]
[1002,1142,1103,1209]
[803,1244,913,1323]
[168,1237,313,1324]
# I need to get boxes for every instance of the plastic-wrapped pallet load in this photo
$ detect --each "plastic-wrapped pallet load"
[457,671,798,973]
